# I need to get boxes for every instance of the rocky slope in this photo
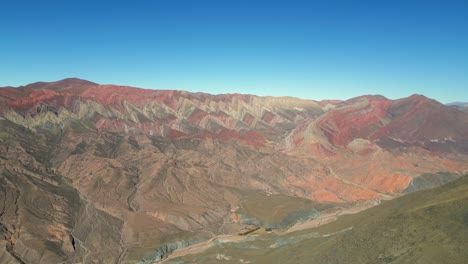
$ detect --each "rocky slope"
[0,78,467,263]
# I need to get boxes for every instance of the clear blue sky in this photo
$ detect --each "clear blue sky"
[1,0,467,103]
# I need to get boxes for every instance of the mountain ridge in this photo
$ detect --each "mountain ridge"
[0,78,467,263]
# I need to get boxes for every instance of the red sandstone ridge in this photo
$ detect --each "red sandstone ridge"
[315,95,392,147]
[285,93,468,200]
[0,78,328,147]
[311,94,468,154]
[372,95,468,143]
[1,78,467,263]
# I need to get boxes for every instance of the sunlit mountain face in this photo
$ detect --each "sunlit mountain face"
[1,79,467,263]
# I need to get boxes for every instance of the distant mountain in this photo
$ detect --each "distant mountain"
[446,101,468,107]
[446,102,468,113]
[0,78,467,263]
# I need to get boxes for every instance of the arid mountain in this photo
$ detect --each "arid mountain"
[0,78,467,263]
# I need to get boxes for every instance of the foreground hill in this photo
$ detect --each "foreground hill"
[166,175,468,264]
[0,78,467,263]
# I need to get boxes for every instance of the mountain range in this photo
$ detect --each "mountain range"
[0,78,467,263]
[447,102,468,113]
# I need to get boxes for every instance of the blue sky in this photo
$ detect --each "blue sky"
[1,0,467,102]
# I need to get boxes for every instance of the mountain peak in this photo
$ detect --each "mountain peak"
[56,77,97,85]
[24,78,98,93]
[408,93,428,100]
